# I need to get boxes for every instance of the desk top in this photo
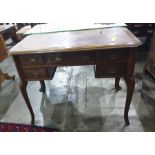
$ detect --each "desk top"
[10,27,142,55]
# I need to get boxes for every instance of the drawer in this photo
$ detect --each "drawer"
[95,64,127,78]
[20,54,44,66]
[96,49,129,63]
[23,68,52,80]
[46,52,95,66]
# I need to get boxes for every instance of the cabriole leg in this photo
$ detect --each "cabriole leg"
[20,80,35,125]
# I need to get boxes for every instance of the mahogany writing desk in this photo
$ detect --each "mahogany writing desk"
[10,27,141,125]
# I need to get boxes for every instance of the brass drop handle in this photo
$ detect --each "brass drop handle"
[55,56,62,62]
[110,54,117,60]
[81,55,90,61]
[30,58,36,62]
[108,69,117,74]
[31,72,40,77]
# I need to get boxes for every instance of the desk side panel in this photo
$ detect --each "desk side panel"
[12,55,25,81]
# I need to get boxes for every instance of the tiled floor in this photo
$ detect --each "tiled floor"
[0,56,155,131]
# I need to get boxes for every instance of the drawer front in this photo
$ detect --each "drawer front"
[23,68,50,80]
[20,55,44,66]
[46,52,95,66]
[95,64,127,78]
[96,49,129,63]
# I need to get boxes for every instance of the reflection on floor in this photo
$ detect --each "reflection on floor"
[0,56,155,131]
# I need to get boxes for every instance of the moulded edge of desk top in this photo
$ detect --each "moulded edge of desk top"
[9,43,142,55]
